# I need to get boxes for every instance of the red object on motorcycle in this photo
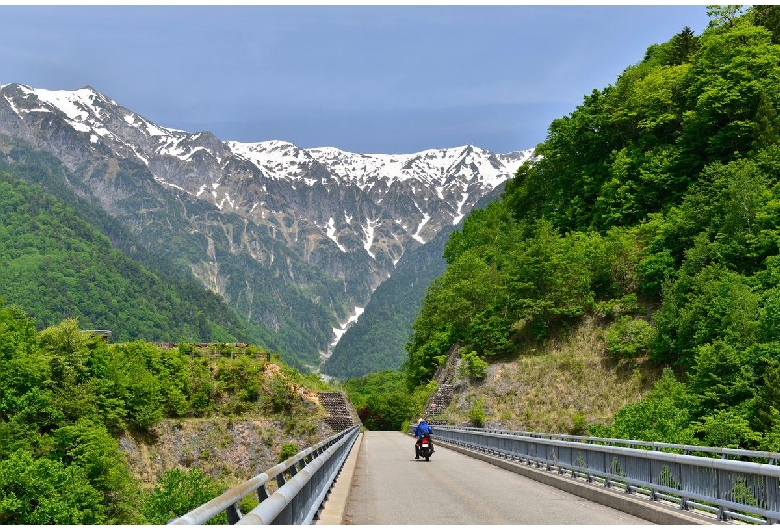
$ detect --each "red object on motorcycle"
[418,435,433,461]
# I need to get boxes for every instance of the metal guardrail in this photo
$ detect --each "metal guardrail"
[447,426,780,463]
[431,425,780,524]
[168,424,360,525]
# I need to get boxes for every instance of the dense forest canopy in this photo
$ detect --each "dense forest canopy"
[0,303,329,523]
[405,5,780,450]
[0,173,259,344]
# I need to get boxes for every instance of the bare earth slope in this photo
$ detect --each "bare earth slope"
[432,316,662,434]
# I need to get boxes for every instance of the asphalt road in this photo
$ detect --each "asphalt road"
[343,431,653,525]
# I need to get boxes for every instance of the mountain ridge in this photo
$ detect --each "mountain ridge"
[0,82,535,371]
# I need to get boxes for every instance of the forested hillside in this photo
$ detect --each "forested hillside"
[0,304,332,524]
[0,136,350,369]
[406,6,780,450]
[0,170,269,344]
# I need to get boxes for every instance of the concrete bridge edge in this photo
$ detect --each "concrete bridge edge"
[434,438,724,526]
[315,431,363,525]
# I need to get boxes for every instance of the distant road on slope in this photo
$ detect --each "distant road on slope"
[343,431,652,525]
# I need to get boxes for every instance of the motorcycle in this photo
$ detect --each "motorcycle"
[417,434,434,461]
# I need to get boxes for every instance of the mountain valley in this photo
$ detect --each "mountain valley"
[0,83,533,373]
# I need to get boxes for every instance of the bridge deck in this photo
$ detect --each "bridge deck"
[343,431,653,525]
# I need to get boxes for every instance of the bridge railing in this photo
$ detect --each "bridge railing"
[430,425,780,524]
[168,424,360,525]
[440,426,780,463]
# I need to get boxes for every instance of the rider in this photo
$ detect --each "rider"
[414,418,433,459]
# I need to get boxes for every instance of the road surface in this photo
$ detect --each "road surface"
[343,431,652,525]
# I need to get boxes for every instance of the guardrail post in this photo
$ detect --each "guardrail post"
[767,474,780,524]
[292,460,302,476]
[716,466,728,522]
[679,495,688,511]
[226,503,242,525]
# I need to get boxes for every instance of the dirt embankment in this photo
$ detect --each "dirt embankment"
[120,417,337,488]
[432,316,662,434]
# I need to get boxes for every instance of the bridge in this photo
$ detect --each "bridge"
[168,421,780,525]
[336,430,651,525]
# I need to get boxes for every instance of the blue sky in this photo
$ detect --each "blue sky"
[1,5,712,154]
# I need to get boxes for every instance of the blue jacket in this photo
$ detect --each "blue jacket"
[415,421,431,437]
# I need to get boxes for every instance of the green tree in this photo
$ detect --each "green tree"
[706,5,745,29]
[457,350,489,380]
[0,450,106,524]
[667,26,700,65]
[752,91,779,152]
[650,262,760,366]
[686,341,755,412]
[752,4,780,44]
[140,468,227,525]
[694,409,762,449]
[278,442,300,462]
[749,356,780,432]
[681,25,780,166]
[597,369,698,444]
[344,370,427,431]
[51,419,138,521]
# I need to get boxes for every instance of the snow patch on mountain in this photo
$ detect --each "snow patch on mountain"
[0,83,543,361]
[363,219,378,258]
[9,86,534,186]
[325,217,347,252]
[453,191,470,224]
[329,306,365,350]
[413,212,430,244]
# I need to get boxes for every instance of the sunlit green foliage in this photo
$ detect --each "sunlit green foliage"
[278,442,301,462]
[469,399,486,428]
[139,468,227,525]
[0,302,330,523]
[0,450,106,524]
[458,349,489,380]
[0,172,259,345]
[605,317,654,358]
[342,371,434,431]
[406,6,780,449]
[590,369,698,444]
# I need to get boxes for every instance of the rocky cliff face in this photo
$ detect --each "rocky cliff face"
[0,83,534,370]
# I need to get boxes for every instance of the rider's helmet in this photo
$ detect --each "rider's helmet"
[418,418,424,425]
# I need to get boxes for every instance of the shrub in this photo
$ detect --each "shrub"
[140,468,226,524]
[457,350,489,380]
[605,316,653,358]
[569,411,589,436]
[278,442,300,462]
[469,399,486,428]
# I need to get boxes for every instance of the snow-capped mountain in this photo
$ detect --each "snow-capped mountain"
[0,83,535,369]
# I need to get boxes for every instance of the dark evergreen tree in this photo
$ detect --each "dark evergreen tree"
[667,26,699,64]
[752,4,780,44]
[752,91,779,152]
